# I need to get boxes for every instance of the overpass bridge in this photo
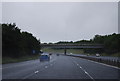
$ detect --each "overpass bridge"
[40,44,104,49]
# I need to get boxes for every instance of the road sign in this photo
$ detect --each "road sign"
[32,50,35,54]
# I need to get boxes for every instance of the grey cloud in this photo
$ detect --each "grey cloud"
[2,2,118,43]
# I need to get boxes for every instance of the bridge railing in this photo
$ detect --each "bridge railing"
[40,44,104,49]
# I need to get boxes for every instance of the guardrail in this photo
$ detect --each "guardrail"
[66,54,120,68]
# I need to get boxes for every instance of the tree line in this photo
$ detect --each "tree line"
[92,33,120,54]
[54,33,120,54]
[2,23,41,58]
[2,23,120,56]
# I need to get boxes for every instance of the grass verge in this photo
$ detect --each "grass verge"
[42,48,84,54]
[42,48,120,57]
[2,54,40,64]
[101,52,120,57]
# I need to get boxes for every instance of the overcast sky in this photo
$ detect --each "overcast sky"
[2,2,118,43]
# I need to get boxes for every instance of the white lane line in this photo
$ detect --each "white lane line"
[22,59,57,79]
[86,59,120,70]
[72,59,94,81]
[45,66,48,68]
[73,56,120,69]
[84,71,94,80]
[23,65,49,79]
[72,60,78,65]
[22,73,34,79]
[50,58,56,63]
[84,71,88,74]
[79,65,94,81]
[79,66,82,69]
[34,71,39,74]
[77,64,79,66]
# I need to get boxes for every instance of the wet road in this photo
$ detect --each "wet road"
[2,54,120,80]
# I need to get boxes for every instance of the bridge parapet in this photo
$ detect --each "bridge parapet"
[41,44,104,49]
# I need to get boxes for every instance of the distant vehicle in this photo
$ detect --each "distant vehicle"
[87,54,90,56]
[49,53,52,55]
[96,53,100,57]
[39,53,50,61]
[70,53,72,54]
[39,50,43,54]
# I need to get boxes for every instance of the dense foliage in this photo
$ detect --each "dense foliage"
[92,33,120,54]
[2,23,40,58]
[2,23,119,56]
[55,33,120,54]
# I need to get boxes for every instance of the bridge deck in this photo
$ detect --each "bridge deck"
[41,44,104,49]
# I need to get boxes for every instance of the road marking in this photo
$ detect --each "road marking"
[45,66,48,68]
[50,57,52,59]
[50,64,53,66]
[86,59,120,70]
[79,66,82,69]
[35,71,39,74]
[77,64,79,66]
[84,71,88,74]
[72,59,94,81]
[80,66,94,81]
[72,56,120,70]
[50,58,56,63]
[20,58,58,79]
[84,71,94,80]
[22,73,34,79]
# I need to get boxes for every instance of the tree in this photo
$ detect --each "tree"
[2,23,22,57]
[2,23,41,58]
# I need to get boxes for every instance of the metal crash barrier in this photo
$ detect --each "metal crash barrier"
[67,54,120,68]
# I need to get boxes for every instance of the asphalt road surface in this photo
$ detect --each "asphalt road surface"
[2,54,120,80]
[68,53,120,61]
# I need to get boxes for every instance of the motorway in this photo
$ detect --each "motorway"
[68,53,120,62]
[2,54,120,80]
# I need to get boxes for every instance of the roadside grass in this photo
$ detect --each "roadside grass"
[3,49,119,64]
[67,49,84,54]
[42,48,120,57]
[2,54,40,64]
[101,52,120,57]
[42,48,84,54]
[42,48,64,53]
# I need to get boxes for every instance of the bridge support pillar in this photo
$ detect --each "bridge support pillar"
[64,48,67,55]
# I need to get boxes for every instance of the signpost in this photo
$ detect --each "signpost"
[64,48,66,55]
[32,50,35,54]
